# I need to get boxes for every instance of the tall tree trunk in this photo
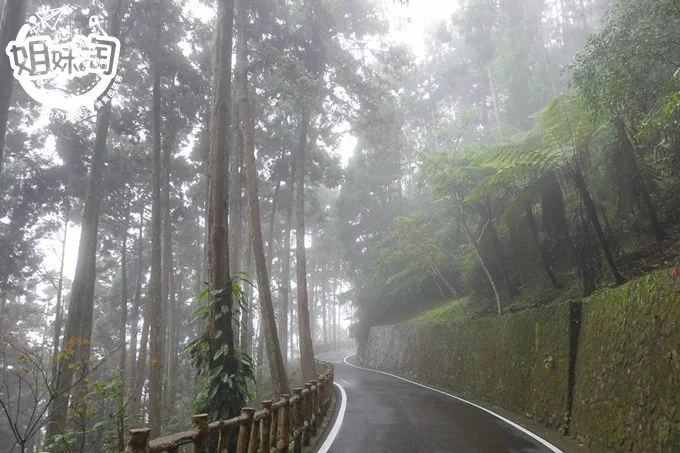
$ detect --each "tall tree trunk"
[278,160,295,365]
[333,281,338,346]
[237,0,289,394]
[240,237,253,356]
[485,62,503,140]
[524,203,561,289]
[0,0,25,171]
[117,198,130,440]
[148,31,164,437]
[131,293,149,421]
[267,177,282,270]
[129,203,145,416]
[51,204,69,386]
[487,218,516,296]
[321,265,328,345]
[206,0,241,420]
[161,133,176,413]
[460,213,503,315]
[295,110,315,382]
[308,257,315,343]
[573,174,625,285]
[229,55,244,348]
[615,118,664,242]
[46,0,125,441]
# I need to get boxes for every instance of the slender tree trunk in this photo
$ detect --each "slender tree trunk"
[573,174,625,285]
[240,237,253,356]
[0,0,25,171]
[485,62,503,140]
[615,118,664,242]
[460,214,503,315]
[295,110,315,382]
[278,160,295,365]
[308,257,316,343]
[321,265,328,345]
[229,51,244,348]
[46,0,125,440]
[332,279,337,346]
[148,31,164,436]
[534,10,557,96]
[206,0,241,420]
[51,205,69,386]
[117,198,130,434]
[525,203,561,289]
[161,135,176,413]
[132,294,149,420]
[129,203,145,414]
[237,1,289,394]
[267,177,282,270]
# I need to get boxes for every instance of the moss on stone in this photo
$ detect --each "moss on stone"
[571,271,680,452]
[363,269,680,451]
[364,300,571,429]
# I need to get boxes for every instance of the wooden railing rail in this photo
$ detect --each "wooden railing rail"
[124,363,335,453]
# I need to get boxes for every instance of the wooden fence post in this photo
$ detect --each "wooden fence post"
[125,428,151,453]
[319,376,327,412]
[247,412,260,453]
[237,408,255,453]
[311,380,319,434]
[217,425,232,453]
[260,400,272,453]
[192,413,209,453]
[303,383,312,444]
[293,388,303,453]
[269,404,278,451]
[278,394,290,453]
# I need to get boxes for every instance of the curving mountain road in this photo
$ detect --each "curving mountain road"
[316,350,562,453]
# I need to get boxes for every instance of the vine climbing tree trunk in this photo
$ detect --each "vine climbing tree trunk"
[205,0,241,421]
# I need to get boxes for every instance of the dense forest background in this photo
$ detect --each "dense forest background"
[2,0,680,451]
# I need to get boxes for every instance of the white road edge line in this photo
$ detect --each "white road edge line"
[316,381,347,453]
[342,354,564,453]
[313,350,350,453]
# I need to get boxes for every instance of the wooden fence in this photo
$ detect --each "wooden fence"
[124,363,335,453]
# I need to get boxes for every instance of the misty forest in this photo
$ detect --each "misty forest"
[2,0,680,452]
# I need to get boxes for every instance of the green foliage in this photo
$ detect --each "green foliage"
[186,278,255,421]
[405,297,470,326]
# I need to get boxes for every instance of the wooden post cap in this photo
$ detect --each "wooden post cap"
[192,413,209,429]
[126,428,151,451]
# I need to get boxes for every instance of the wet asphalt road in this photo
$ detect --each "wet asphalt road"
[319,350,558,453]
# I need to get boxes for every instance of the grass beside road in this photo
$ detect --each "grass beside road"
[404,296,471,326]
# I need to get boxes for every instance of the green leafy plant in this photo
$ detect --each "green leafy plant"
[185,274,255,421]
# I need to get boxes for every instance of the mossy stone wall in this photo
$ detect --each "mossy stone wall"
[571,272,680,452]
[363,300,572,429]
[363,270,680,451]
